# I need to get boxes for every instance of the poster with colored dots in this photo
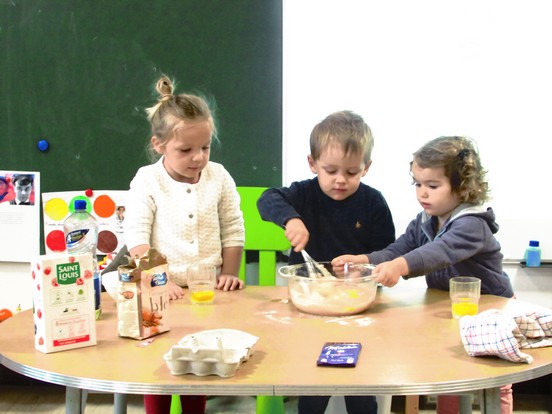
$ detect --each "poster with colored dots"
[42,190,127,256]
[0,170,41,262]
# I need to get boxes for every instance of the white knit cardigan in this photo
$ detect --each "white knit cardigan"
[124,158,245,286]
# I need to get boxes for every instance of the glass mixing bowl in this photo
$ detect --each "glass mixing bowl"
[278,262,378,316]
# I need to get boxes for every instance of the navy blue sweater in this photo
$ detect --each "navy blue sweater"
[257,178,396,264]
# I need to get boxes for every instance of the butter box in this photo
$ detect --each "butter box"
[31,253,97,353]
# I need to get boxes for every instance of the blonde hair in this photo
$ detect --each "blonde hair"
[412,136,490,205]
[309,111,374,164]
[145,76,218,159]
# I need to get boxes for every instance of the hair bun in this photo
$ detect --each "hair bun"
[156,76,174,101]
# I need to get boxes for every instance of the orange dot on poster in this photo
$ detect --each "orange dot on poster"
[94,195,116,218]
[98,230,118,254]
[44,198,69,221]
[46,230,66,252]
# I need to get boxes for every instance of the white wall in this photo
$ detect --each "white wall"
[0,262,32,311]
[505,264,552,308]
[283,0,552,260]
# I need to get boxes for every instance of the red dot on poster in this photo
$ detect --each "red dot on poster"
[46,230,66,252]
[98,230,118,254]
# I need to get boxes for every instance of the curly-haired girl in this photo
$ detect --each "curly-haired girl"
[333,135,513,294]
[333,136,514,413]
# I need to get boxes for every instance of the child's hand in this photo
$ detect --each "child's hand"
[331,254,369,275]
[372,258,408,287]
[216,274,244,291]
[285,218,310,252]
[167,281,185,300]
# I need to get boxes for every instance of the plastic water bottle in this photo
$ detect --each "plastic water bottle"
[525,240,541,268]
[64,199,101,319]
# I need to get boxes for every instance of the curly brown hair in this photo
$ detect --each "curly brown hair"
[411,136,490,205]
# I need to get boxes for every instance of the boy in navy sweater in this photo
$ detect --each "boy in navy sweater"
[257,110,395,414]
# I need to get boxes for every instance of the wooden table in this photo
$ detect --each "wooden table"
[1,285,552,414]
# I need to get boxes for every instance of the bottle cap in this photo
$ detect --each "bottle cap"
[74,199,87,210]
[529,240,540,247]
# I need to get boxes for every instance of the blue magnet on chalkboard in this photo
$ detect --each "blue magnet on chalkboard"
[37,139,49,152]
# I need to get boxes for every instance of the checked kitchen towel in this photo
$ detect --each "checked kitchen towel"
[459,306,552,363]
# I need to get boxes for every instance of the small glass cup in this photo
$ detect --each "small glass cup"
[187,265,216,305]
[449,276,481,319]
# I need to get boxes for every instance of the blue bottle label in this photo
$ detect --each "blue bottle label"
[66,229,90,249]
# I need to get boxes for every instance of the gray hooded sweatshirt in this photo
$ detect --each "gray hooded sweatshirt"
[367,204,514,297]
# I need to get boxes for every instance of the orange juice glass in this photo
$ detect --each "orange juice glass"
[449,276,481,319]
[187,265,216,305]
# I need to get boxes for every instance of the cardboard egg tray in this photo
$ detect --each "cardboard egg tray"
[164,329,258,377]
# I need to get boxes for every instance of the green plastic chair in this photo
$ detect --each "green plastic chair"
[237,186,291,286]
[170,395,181,414]
[238,186,289,414]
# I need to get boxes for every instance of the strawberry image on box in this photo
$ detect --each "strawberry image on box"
[31,253,97,353]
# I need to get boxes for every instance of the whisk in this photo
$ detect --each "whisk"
[300,250,336,279]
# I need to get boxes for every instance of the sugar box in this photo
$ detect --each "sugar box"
[31,253,97,353]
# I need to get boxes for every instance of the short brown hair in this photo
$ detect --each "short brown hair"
[310,110,374,164]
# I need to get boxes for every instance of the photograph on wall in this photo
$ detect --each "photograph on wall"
[0,170,41,262]
[42,190,127,255]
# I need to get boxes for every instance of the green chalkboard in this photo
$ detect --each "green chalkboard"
[0,0,283,192]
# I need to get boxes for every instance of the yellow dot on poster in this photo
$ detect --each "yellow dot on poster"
[44,198,69,221]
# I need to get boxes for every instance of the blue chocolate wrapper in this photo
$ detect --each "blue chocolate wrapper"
[316,342,361,367]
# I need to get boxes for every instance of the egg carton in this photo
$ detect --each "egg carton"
[164,329,258,377]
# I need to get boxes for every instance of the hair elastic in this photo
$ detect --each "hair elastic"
[457,149,470,160]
